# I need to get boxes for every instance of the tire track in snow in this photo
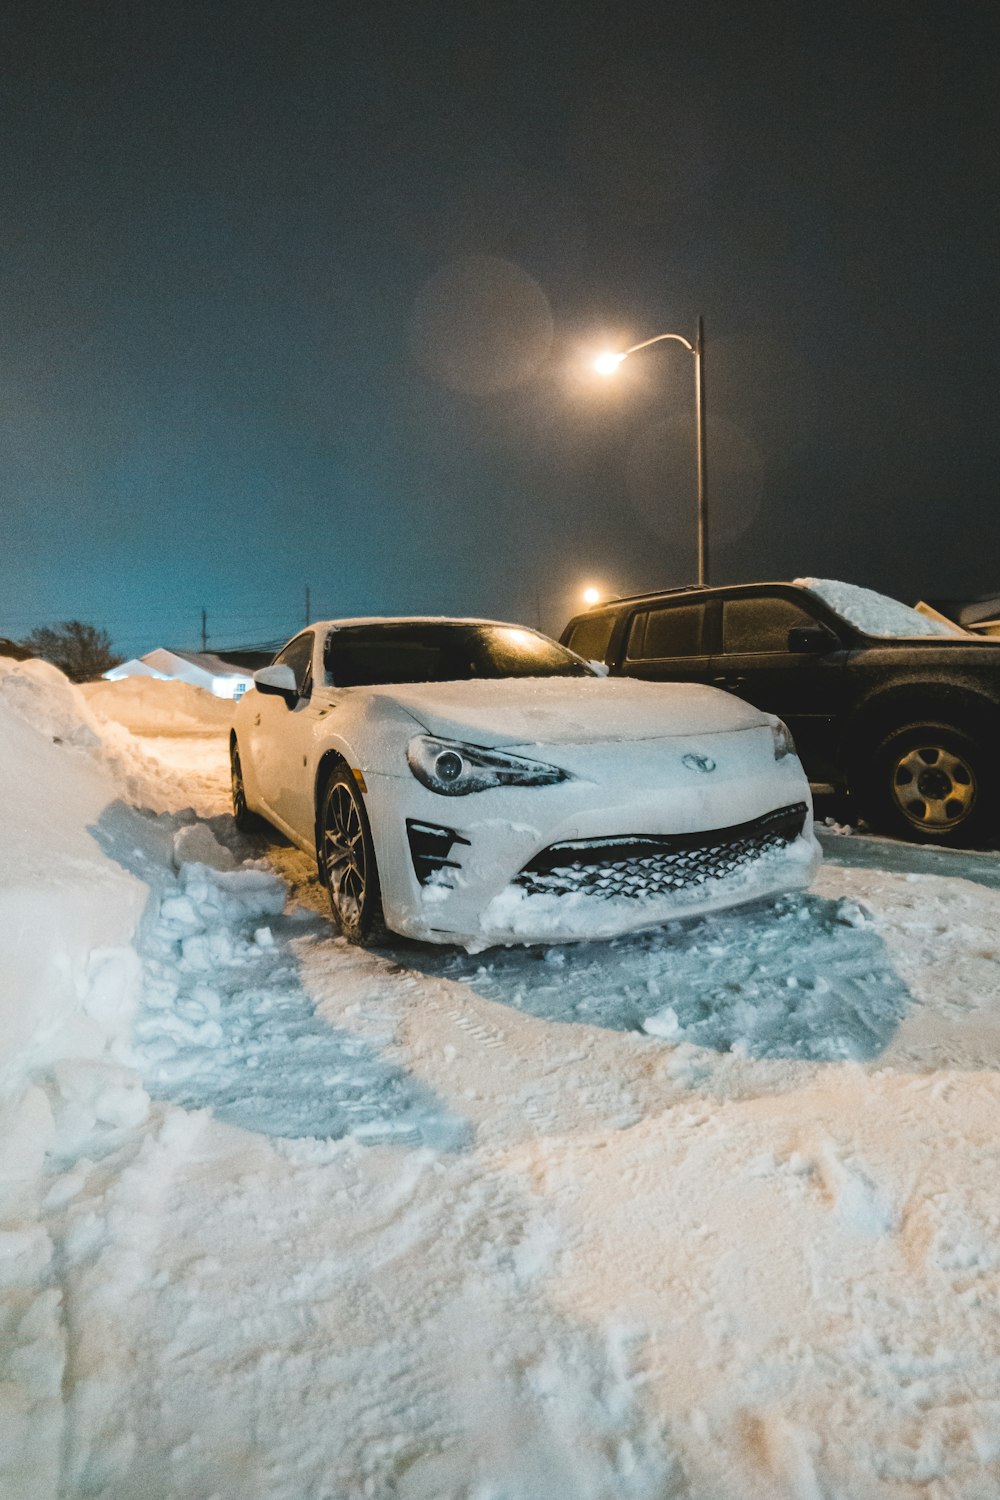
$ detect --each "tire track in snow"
[126,834,469,1150]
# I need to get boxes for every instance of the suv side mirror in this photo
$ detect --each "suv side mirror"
[788,624,838,654]
[253,663,299,703]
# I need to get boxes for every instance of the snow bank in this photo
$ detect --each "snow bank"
[0,654,105,749]
[0,659,246,1111]
[0,664,156,1497]
[0,673,149,1100]
[82,676,234,736]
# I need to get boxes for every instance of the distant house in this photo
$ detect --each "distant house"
[105,656,163,679]
[915,596,1000,638]
[104,647,258,699]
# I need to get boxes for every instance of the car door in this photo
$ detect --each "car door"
[709,592,848,780]
[248,631,317,833]
[618,599,714,686]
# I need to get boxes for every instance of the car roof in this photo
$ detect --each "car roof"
[309,616,544,631]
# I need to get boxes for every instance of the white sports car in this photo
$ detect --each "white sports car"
[231,618,820,948]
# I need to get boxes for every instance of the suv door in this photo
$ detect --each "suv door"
[709,592,848,780]
[562,610,619,666]
[619,599,713,686]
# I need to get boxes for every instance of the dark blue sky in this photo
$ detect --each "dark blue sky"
[1,0,997,655]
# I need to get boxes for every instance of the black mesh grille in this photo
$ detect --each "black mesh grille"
[406,820,470,885]
[514,803,808,901]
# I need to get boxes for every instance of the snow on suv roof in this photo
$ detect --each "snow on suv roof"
[794,578,966,639]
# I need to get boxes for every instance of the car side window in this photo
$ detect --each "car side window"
[722,597,817,654]
[627,603,705,660]
[565,612,617,662]
[273,632,315,694]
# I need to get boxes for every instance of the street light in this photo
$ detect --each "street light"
[593,316,709,586]
[582,586,601,607]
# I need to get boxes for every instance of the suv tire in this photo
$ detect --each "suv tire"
[860,721,992,846]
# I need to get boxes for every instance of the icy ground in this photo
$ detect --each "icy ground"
[5,665,1000,1499]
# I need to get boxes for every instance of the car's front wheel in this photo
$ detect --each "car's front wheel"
[318,765,388,944]
[862,721,992,845]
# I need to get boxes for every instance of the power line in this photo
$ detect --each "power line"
[1,585,351,651]
[0,604,304,636]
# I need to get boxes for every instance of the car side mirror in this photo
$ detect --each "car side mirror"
[253,663,299,702]
[788,624,838,654]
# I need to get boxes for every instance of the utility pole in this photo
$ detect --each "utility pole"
[201,608,207,652]
[305,585,311,626]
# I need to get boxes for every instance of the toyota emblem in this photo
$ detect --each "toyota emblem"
[682,752,717,773]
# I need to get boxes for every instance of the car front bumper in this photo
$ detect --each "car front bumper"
[367,726,821,948]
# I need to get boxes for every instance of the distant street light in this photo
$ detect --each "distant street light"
[593,351,626,376]
[582,586,601,607]
[593,317,709,586]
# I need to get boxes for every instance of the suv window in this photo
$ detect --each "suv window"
[722,597,817,654]
[565,612,617,662]
[627,603,704,660]
[274,632,314,693]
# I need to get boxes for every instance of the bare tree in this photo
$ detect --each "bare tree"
[0,636,32,661]
[25,621,122,682]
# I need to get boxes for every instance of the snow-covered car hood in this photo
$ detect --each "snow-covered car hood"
[361,676,771,747]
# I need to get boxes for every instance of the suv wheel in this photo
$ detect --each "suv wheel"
[318,766,388,945]
[863,722,991,845]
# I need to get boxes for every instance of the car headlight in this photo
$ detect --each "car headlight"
[407,736,572,796]
[771,719,797,760]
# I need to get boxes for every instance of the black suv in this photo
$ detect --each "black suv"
[561,580,1000,845]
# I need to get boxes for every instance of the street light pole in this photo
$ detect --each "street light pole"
[594,318,709,586]
[695,315,708,587]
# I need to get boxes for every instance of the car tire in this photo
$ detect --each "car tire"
[859,721,993,846]
[318,765,389,945]
[230,739,262,833]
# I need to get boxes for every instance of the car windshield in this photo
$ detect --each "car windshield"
[795,578,971,639]
[324,623,595,686]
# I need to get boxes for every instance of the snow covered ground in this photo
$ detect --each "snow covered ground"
[4,662,1000,1499]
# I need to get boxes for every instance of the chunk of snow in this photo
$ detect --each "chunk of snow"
[172,823,237,872]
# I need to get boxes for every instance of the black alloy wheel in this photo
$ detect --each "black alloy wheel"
[864,722,992,846]
[319,765,387,945]
[230,740,258,833]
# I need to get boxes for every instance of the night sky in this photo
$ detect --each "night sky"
[2,0,997,657]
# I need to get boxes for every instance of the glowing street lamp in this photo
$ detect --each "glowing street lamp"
[582,586,601,607]
[593,351,626,376]
[593,317,709,586]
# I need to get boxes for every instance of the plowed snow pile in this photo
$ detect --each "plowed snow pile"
[4,651,1000,1499]
[82,675,234,736]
